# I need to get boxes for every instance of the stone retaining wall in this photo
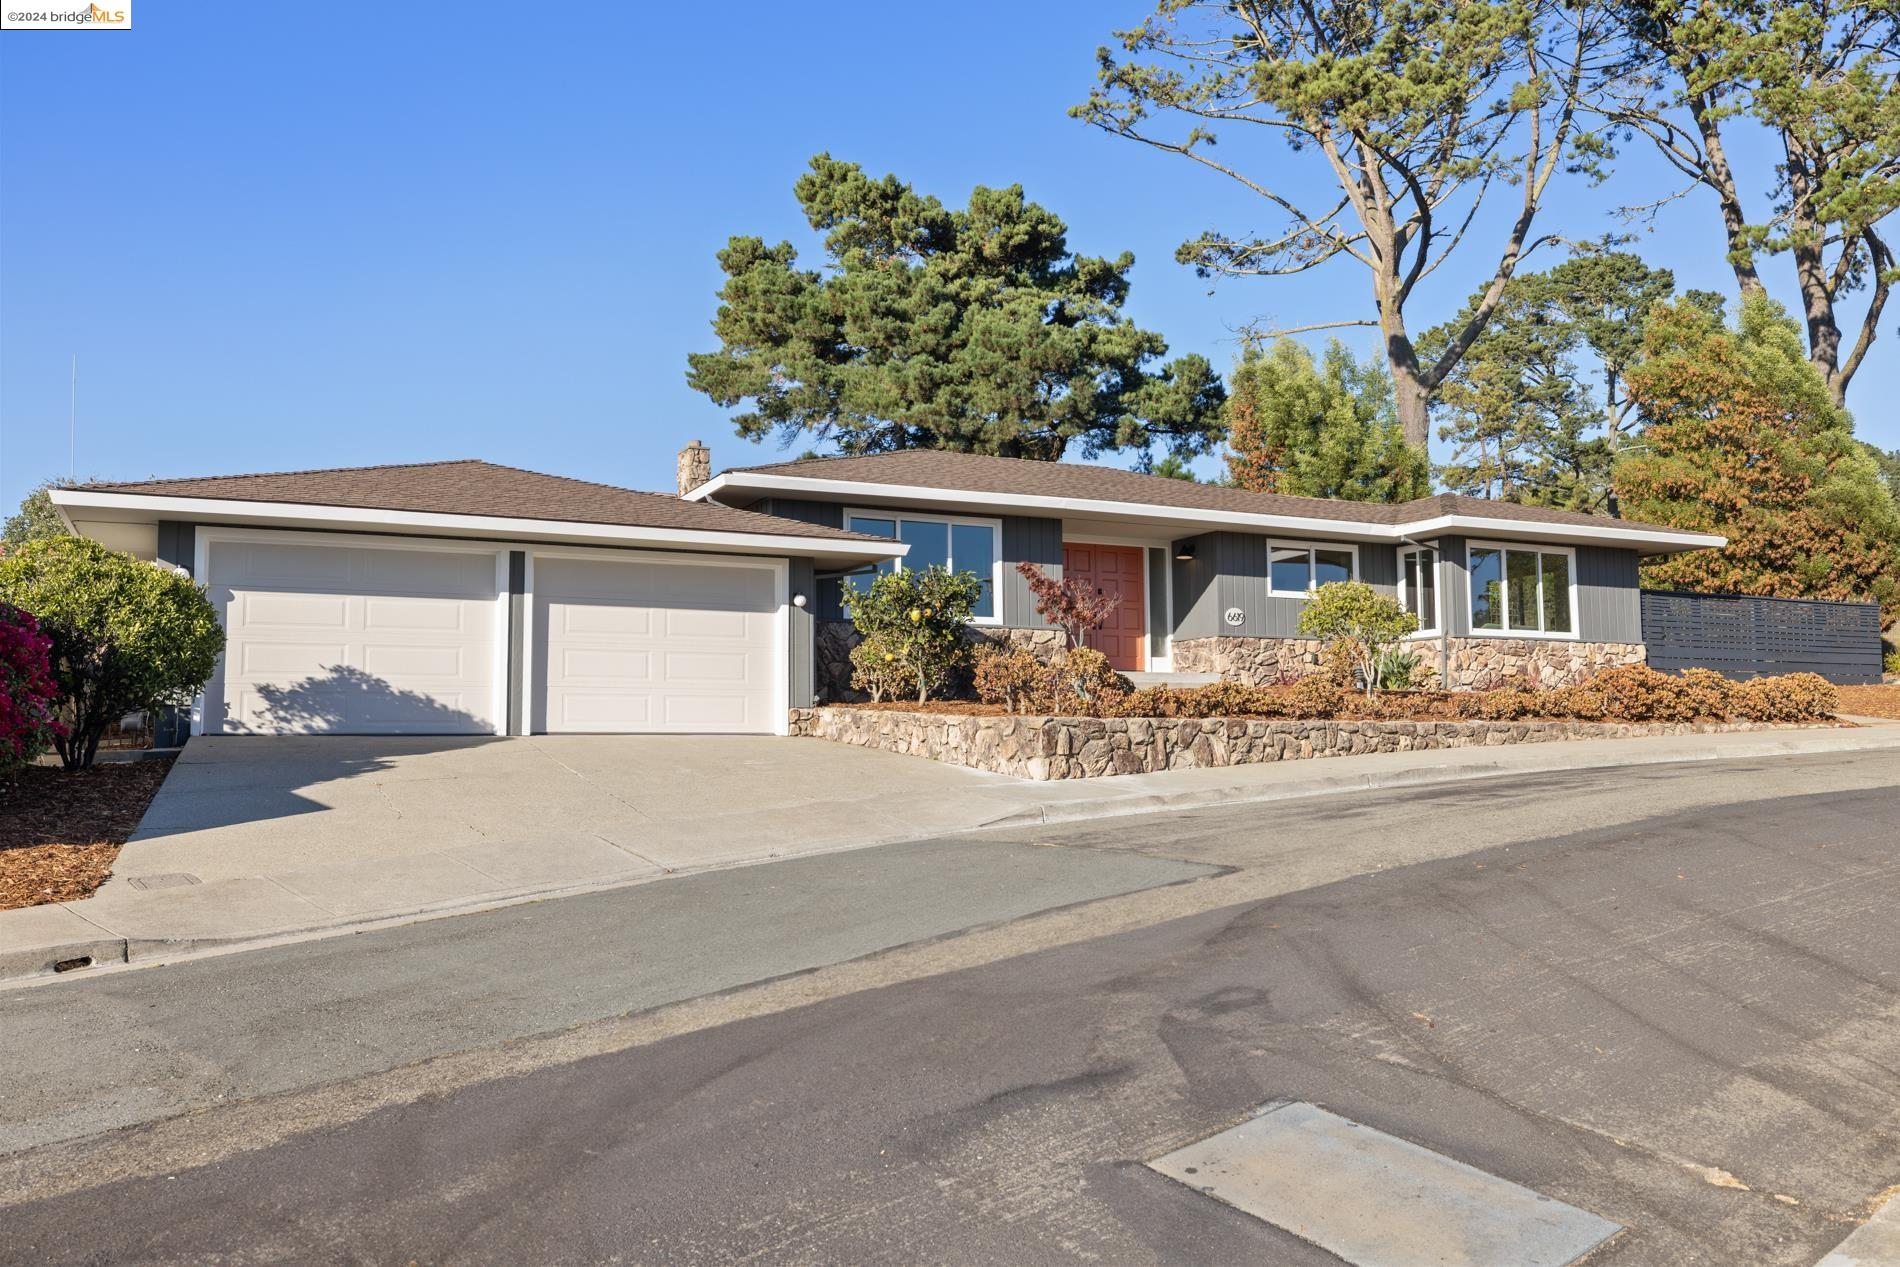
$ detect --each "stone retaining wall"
[1173,635,1645,689]
[792,706,1786,781]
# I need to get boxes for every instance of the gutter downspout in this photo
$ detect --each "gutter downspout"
[1398,532,1450,689]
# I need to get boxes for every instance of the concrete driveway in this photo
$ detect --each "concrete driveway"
[110,735,1028,886]
[12,736,1037,966]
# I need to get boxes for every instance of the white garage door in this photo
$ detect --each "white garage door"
[534,555,780,734]
[205,538,501,735]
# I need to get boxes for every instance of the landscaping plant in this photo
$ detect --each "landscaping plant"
[0,603,62,771]
[1016,561,1119,651]
[0,537,223,769]
[1296,581,1419,697]
[971,646,1048,713]
[842,566,984,704]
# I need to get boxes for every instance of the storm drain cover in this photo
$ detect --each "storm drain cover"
[1149,1102,1621,1267]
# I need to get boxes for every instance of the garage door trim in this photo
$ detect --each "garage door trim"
[521,546,789,737]
[192,526,511,738]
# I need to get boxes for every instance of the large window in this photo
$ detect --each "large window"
[1467,543,1574,637]
[1398,546,1438,634]
[1267,542,1358,598]
[843,510,1001,622]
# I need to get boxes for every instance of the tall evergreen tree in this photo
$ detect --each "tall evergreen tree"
[687,155,1225,461]
[1424,251,1723,510]
[1616,295,1899,614]
[1075,0,1627,448]
[1225,339,1430,502]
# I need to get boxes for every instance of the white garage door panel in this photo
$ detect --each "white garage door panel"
[535,556,780,735]
[207,539,499,736]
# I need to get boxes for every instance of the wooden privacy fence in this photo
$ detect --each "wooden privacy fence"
[1640,590,1884,685]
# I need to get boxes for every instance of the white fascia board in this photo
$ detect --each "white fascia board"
[689,472,1394,540]
[1401,514,1727,553]
[693,472,1728,553]
[47,489,908,561]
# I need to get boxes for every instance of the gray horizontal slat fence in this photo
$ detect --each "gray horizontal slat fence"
[1640,590,1883,684]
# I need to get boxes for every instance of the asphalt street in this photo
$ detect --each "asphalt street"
[2,749,1897,1265]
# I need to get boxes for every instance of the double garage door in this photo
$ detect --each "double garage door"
[205,537,781,736]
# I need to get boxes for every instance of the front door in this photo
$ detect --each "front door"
[1062,543,1145,672]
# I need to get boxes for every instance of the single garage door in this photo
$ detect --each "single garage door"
[534,555,780,734]
[205,538,501,735]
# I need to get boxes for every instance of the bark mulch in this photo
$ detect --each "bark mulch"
[1837,684,1900,720]
[0,758,175,911]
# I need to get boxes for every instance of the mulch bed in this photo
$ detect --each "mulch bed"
[0,758,175,911]
[1837,685,1900,719]
[838,693,1495,723]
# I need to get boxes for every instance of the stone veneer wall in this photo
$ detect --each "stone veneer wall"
[1173,635,1645,690]
[788,707,1793,781]
[814,619,1066,704]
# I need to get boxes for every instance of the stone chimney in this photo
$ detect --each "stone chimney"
[676,440,711,497]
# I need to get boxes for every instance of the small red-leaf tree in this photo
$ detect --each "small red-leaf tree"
[1016,561,1119,650]
[0,603,62,771]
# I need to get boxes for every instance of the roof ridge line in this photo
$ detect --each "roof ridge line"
[74,458,486,491]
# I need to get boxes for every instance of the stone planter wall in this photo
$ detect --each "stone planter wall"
[794,706,1789,781]
[815,619,1066,703]
[1173,635,1645,690]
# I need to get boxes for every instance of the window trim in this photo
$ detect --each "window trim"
[844,507,1005,625]
[1397,544,1442,638]
[1463,540,1581,641]
[1266,539,1361,599]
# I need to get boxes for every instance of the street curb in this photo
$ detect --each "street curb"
[972,726,1900,832]
[5,725,1898,988]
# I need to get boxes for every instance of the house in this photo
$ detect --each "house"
[48,445,1724,738]
[687,448,1724,697]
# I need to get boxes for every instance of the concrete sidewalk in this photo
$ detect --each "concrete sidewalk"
[3,722,1897,984]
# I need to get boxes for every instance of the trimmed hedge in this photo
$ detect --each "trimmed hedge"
[973,658,1836,724]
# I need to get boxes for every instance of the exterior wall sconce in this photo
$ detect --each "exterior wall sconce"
[1173,540,1197,562]
[792,593,808,608]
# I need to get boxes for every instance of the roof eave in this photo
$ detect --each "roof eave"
[48,488,907,564]
[694,472,1727,554]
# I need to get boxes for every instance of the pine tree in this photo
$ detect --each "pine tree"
[1224,340,1430,502]
[1616,295,1900,615]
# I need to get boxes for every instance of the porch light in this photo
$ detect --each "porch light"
[1174,541,1197,561]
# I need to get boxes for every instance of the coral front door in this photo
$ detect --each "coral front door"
[1062,543,1145,671]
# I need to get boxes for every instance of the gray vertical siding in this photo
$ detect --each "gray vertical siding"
[999,514,1063,627]
[1438,535,1470,637]
[156,521,196,575]
[788,557,815,708]
[752,497,845,530]
[1170,535,1220,639]
[1577,545,1642,643]
[1177,532,1393,639]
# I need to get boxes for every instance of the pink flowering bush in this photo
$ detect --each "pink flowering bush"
[0,603,61,771]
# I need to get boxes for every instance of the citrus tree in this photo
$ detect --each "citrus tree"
[843,566,984,704]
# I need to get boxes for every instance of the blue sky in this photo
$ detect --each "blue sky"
[2,1,1893,515]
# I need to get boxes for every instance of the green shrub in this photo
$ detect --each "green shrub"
[1374,647,1422,691]
[1296,581,1418,697]
[971,646,1048,712]
[848,635,912,703]
[1730,672,1838,722]
[1885,648,1899,677]
[842,566,984,703]
[0,537,223,769]
[1674,668,1734,719]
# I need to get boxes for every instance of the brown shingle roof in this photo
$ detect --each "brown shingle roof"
[76,460,884,543]
[727,450,1690,536]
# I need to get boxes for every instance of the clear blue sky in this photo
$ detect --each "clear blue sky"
[3,2,1893,515]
